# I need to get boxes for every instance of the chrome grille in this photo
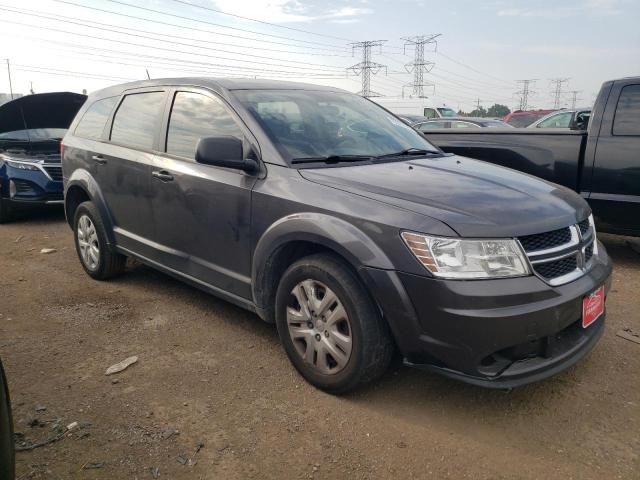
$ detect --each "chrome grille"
[578,219,590,236]
[518,218,595,286]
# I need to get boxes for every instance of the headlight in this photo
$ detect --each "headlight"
[6,159,40,171]
[401,232,530,279]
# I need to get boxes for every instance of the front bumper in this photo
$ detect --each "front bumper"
[360,241,613,388]
[0,163,63,207]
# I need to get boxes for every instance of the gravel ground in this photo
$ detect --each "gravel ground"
[1,210,638,479]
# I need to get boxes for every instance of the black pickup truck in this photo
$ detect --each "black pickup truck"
[423,77,640,237]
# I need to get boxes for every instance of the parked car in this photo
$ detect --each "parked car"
[412,117,513,131]
[423,106,457,119]
[423,77,640,237]
[528,108,591,130]
[0,92,86,223]
[63,78,611,393]
[0,357,14,480]
[503,109,556,127]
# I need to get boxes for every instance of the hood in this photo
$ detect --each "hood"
[299,155,591,237]
[0,92,87,135]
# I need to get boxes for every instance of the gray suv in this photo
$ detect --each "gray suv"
[62,78,612,393]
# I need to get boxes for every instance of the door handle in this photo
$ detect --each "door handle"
[152,170,174,182]
[92,155,107,165]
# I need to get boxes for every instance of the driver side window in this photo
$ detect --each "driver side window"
[166,91,243,160]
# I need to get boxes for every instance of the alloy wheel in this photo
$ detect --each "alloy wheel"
[77,214,100,271]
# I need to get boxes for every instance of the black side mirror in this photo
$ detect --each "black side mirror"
[195,136,258,173]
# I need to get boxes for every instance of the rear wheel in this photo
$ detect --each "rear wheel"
[73,201,126,280]
[275,253,393,394]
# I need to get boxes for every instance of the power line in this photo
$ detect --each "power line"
[166,0,354,42]
[0,32,355,80]
[52,0,348,53]
[550,77,570,109]
[0,4,350,58]
[0,18,347,74]
[348,40,387,97]
[401,34,439,98]
[99,0,349,50]
[436,50,514,87]
[515,79,538,110]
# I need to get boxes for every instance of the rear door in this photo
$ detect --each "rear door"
[100,88,168,255]
[149,88,258,299]
[589,82,640,235]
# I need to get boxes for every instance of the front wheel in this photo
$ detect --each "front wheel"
[275,253,393,394]
[73,201,126,280]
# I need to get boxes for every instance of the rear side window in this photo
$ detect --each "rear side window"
[166,91,242,160]
[74,96,118,140]
[613,85,640,135]
[416,121,447,131]
[111,91,166,150]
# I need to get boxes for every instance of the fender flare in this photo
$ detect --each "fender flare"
[65,169,116,244]
[252,212,394,309]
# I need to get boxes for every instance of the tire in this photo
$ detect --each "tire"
[0,199,11,224]
[73,201,126,280]
[0,359,14,480]
[275,253,393,394]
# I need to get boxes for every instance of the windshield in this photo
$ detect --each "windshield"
[234,90,438,164]
[437,107,457,118]
[0,128,67,142]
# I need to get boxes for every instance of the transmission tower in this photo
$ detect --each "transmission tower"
[348,40,387,98]
[550,77,570,109]
[401,34,440,98]
[569,90,582,109]
[515,79,537,110]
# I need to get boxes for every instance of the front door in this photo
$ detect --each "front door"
[149,89,258,299]
[589,83,640,235]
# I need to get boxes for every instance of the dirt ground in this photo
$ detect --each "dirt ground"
[1,210,638,480]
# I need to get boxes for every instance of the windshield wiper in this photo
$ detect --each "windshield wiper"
[376,148,440,159]
[291,154,373,165]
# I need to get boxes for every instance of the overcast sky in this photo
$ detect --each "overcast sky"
[0,0,638,111]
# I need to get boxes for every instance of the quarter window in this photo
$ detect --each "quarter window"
[613,85,640,135]
[166,92,243,159]
[110,91,166,150]
[74,96,118,140]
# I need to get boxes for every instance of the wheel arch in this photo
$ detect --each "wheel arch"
[252,213,394,322]
[64,169,115,244]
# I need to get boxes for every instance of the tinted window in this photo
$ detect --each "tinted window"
[167,92,242,159]
[613,85,640,135]
[74,97,118,139]
[111,92,165,150]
